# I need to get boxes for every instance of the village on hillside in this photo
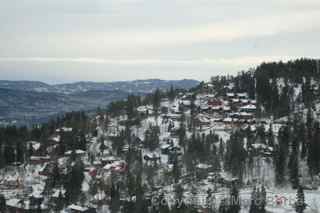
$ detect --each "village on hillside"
[0,77,320,213]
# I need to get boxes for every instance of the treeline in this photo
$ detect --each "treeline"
[106,85,182,118]
[255,59,320,117]
[209,58,320,118]
[0,111,89,168]
[223,108,320,189]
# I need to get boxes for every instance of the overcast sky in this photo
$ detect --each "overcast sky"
[0,0,319,83]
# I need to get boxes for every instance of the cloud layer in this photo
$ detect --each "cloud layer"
[0,0,319,83]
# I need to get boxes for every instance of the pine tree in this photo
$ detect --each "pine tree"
[172,156,180,184]
[306,108,315,176]
[307,122,320,177]
[229,183,240,213]
[178,113,186,151]
[144,126,160,151]
[134,172,144,213]
[267,124,275,147]
[225,131,247,180]
[260,186,267,212]
[0,194,5,212]
[219,198,229,213]
[274,126,289,186]
[289,137,300,189]
[219,139,224,159]
[299,122,307,160]
[295,186,307,213]
[64,159,85,203]
[168,85,176,103]
[153,89,161,116]
[110,183,120,213]
[52,161,61,188]
[206,188,216,213]
[249,186,266,213]
[249,187,258,213]
[54,191,64,212]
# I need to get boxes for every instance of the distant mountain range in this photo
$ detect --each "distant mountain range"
[0,79,199,126]
[0,79,199,94]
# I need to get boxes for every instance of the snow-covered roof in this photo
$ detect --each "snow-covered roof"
[103,160,126,171]
[239,112,253,117]
[240,104,257,110]
[7,198,47,210]
[7,199,29,209]
[30,155,50,161]
[232,98,240,103]
[200,105,209,110]
[240,99,249,104]
[223,106,231,111]
[144,152,160,159]
[160,144,171,150]
[51,135,61,143]
[137,105,153,112]
[102,156,116,162]
[211,106,222,110]
[181,100,191,106]
[252,143,267,149]
[223,117,233,122]
[57,127,73,132]
[196,114,211,123]
[64,149,86,155]
[27,141,41,150]
[165,113,181,119]
[226,93,235,97]
[196,163,212,169]
[68,204,89,212]
[237,92,248,97]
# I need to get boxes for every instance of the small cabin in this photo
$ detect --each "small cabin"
[240,104,257,113]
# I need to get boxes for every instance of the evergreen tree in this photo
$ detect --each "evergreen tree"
[267,124,275,147]
[54,191,65,213]
[308,122,320,176]
[178,113,186,151]
[110,183,120,213]
[228,184,240,213]
[260,186,267,213]
[274,126,289,186]
[219,198,229,213]
[288,136,300,189]
[225,131,247,180]
[249,186,266,213]
[134,172,144,213]
[52,161,61,188]
[64,159,85,203]
[295,186,307,213]
[249,187,258,213]
[168,85,176,102]
[153,89,161,116]
[144,126,160,151]
[172,156,181,183]
[0,194,6,213]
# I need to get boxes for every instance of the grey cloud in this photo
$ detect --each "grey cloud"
[0,0,319,82]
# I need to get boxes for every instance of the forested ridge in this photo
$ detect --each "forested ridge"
[210,58,320,118]
[0,59,319,212]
